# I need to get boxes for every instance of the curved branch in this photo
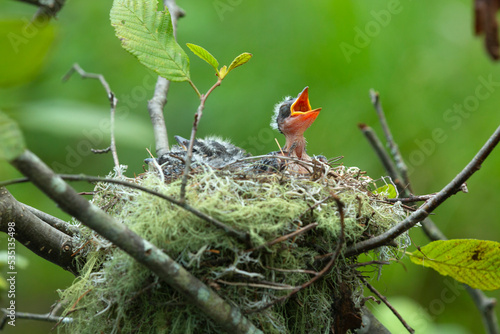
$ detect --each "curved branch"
[347,124,500,256]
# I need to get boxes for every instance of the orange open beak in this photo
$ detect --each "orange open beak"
[288,87,321,133]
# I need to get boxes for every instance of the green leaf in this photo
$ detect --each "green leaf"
[0,111,26,161]
[186,43,219,74]
[373,184,397,198]
[409,239,500,291]
[110,0,190,82]
[218,65,228,80]
[227,52,252,73]
[0,19,56,87]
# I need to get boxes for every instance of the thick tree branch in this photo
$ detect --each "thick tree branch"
[9,150,261,334]
[0,187,77,275]
[358,307,391,334]
[23,204,78,237]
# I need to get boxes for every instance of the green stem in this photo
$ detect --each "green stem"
[188,79,201,98]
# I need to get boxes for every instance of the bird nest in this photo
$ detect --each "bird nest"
[58,160,409,334]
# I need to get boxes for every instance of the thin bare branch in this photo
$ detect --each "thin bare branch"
[245,223,318,253]
[358,274,414,333]
[63,64,121,176]
[358,123,406,194]
[369,89,412,192]
[385,194,436,203]
[180,78,222,201]
[0,309,73,329]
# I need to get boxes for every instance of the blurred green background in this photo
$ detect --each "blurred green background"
[1,0,499,333]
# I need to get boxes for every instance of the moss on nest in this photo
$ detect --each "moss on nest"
[58,164,409,334]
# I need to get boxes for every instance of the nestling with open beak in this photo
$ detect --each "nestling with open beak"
[272,86,322,161]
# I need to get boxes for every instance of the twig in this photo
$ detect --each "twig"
[15,0,66,19]
[384,194,436,203]
[358,123,405,194]
[360,115,445,239]
[350,260,390,268]
[179,78,222,201]
[245,223,318,253]
[369,89,412,192]
[358,274,414,333]
[0,309,72,330]
[264,267,318,276]
[9,150,261,334]
[298,196,332,221]
[216,280,296,290]
[63,63,121,176]
[91,147,111,154]
[346,124,500,257]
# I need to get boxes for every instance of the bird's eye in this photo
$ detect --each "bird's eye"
[279,100,293,119]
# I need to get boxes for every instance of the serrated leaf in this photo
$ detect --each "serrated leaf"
[409,239,500,291]
[110,0,190,82]
[227,52,252,73]
[373,184,397,198]
[0,19,56,87]
[0,111,26,161]
[186,43,219,74]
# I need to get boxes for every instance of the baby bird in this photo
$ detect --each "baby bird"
[146,136,249,179]
[253,87,322,173]
[272,86,322,161]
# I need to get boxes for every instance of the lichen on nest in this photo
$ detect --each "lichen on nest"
[58,163,410,334]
